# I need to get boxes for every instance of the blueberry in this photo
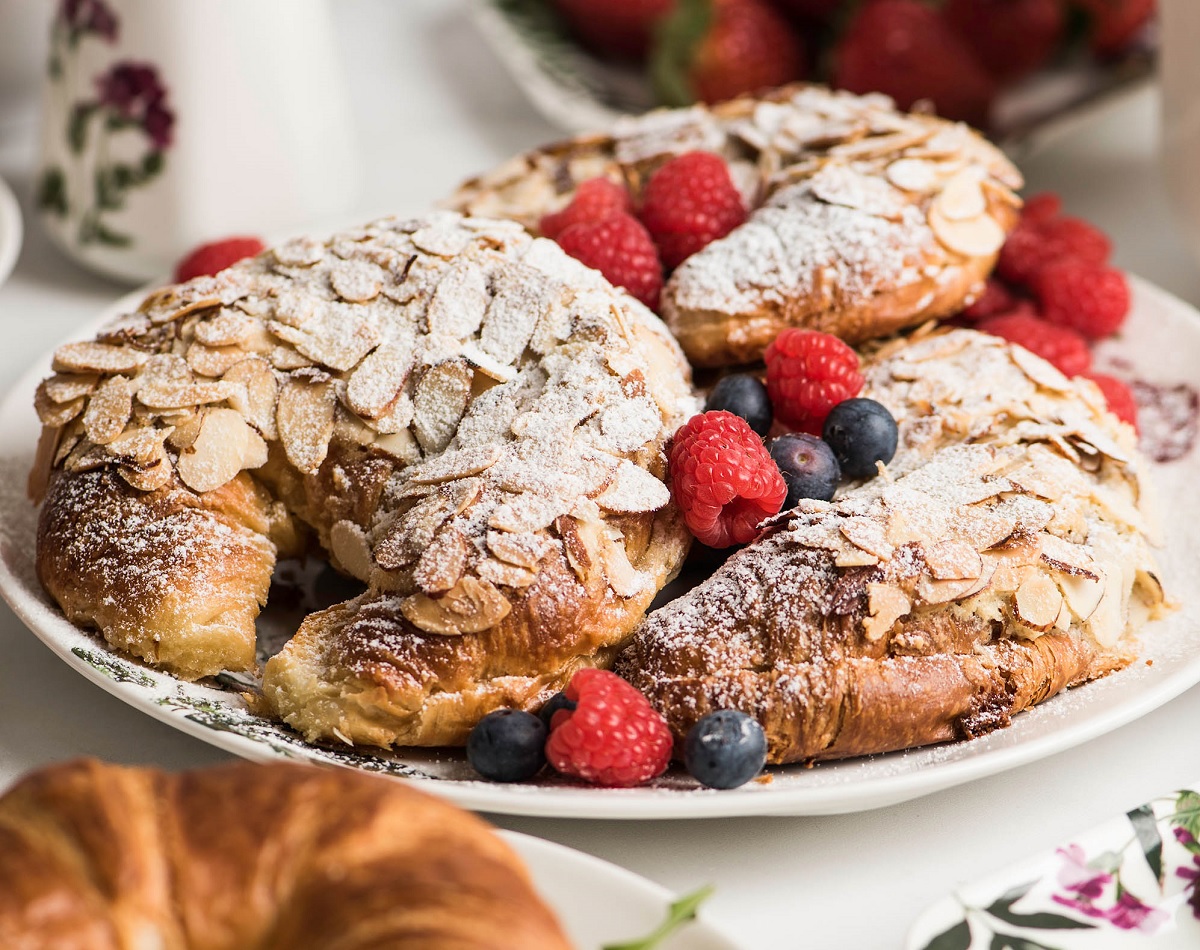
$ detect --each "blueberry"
[466,709,547,783]
[538,691,576,731]
[704,374,772,436]
[821,398,898,479]
[767,433,841,508]
[683,710,767,790]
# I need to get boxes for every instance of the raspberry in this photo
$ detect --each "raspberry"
[962,278,1019,321]
[174,236,266,283]
[978,312,1092,378]
[538,178,632,240]
[1083,372,1139,431]
[555,213,663,310]
[1021,192,1063,225]
[1033,259,1130,340]
[997,216,1112,287]
[544,669,673,787]
[669,411,787,548]
[638,152,747,270]
[764,329,864,434]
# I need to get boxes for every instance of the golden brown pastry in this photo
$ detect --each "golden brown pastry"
[447,84,1024,367]
[0,758,572,949]
[31,212,696,747]
[615,329,1167,763]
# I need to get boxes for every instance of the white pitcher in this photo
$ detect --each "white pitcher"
[36,0,360,283]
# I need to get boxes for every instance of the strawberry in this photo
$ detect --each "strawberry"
[173,236,265,283]
[1074,0,1156,57]
[550,0,676,60]
[831,0,997,129]
[944,0,1065,83]
[652,0,807,107]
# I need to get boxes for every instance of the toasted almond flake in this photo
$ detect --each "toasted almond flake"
[176,407,252,492]
[222,357,278,438]
[277,376,336,474]
[1009,345,1073,392]
[119,456,173,492]
[408,444,502,485]
[1060,571,1106,622]
[410,222,473,258]
[934,168,987,221]
[64,441,109,473]
[593,460,670,513]
[34,386,85,427]
[840,518,894,560]
[928,205,1006,257]
[414,528,471,594]
[330,259,384,303]
[461,342,517,383]
[400,575,511,635]
[885,158,939,193]
[105,425,173,466]
[922,539,983,580]
[412,359,472,453]
[864,583,911,641]
[1013,574,1063,631]
[273,236,325,268]
[186,342,249,377]
[486,530,551,570]
[1038,533,1098,579]
[426,259,489,340]
[347,338,415,418]
[476,559,538,589]
[490,493,559,533]
[82,375,133,445]
[329,520,374,582]
[53,341,148,374]
[373,427,422,464]
[44,373,100,404]
[269,309,379,373]
[601,534,652,598]
[269,345,312,371]
[916,575,984,605]
[194,308,255,347]
[149,296,222,326]
[138,378,240,410]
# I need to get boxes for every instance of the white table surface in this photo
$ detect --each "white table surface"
[2,3,1199,947]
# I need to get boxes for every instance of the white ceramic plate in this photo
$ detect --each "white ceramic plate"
[506,831,738,949]
[0,173,22,289]
[905,779,1200,949]
[0,277,1197,820]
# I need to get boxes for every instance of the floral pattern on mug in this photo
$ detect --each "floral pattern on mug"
[39,0,174,249]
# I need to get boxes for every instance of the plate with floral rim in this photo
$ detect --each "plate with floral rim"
[0,276,1198,820]
[905,780,1200,950]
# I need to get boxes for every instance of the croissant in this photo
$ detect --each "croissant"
[616,329,1167,763]
[0,758,572,949]
[31,212,696,747]
[447,84,1023,367]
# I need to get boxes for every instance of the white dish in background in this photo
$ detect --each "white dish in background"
[0,174,23,289]
[506,831,738,949]
[905,780,1200,949]
[0,277,1197,820]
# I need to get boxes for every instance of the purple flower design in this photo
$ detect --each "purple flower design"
[95,62,175,150]
[1106,891,1168,932]
[1052,844,1112,907]
[59,0,118,42]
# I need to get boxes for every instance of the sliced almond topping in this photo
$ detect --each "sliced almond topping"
[1084,565,1124,648]
[194,308,255,347]
[329,520,374,582]
[1013,574,1063,632]
[916,575,984,606]
[840,518,894,561]
[176,407,252,492]
[222,357,278,438]
[1009,345,1073,392]
[276,375,336,474]
[118,456,173,492]
[330,259,384,303]
[400,575,511,635]
[1038,532,1098,579]
[922,539,983,580]
[407,443,501,485]
[426,259,489,340]
[105,425,173,467]
[601,532,652,598]
[479,263,541,364]
[269,345,313,371]
[1060,571,1106,622]
[885,158,939,193]
[272,236,325,268]
[82,375,133,445]
[476,559,538,589]
[44,373,99,404]
[347,338,415,419]
[863,583,911,641]
[186,342,249,378]
[928,205,1006,258]
[461,342,517,383]
[487,530,551,570]
[63,441,110,473]
[269,307,379,373]
[412,359,472,454]
[166,412,205,450]
[593,460,670,514]
[53,341,148,375]
[373,428,421,464]
[490,493,559,533]
[138,377,240,410]
[413,528,471,594]
[934,168,987,221]
[34,387,85,428]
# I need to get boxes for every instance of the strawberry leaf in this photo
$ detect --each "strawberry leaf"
[650,0,713,107]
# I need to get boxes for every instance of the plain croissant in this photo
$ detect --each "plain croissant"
[0,759,573,949]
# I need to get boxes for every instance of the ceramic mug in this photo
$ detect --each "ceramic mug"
[36,0,360,283]
[1161,0,1200,263]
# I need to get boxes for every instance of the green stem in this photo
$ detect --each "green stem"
[602,885,715,950]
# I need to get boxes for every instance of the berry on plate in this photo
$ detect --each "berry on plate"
[1033,259,1131,340]
[767,433,841,507]
[545,669,673,787]
[764,329,864,435]
[639,151,747,270]
[683,709,767,790]
[669,410,787,548]
[997,215,1112,287]
[173,236,266,283]
[539,177,632,240]
[653,0,807,107]
[1084,372,1140,431]
[831,0,996,128]
[978,311,1092,377]
[538,691,577,731]
[704,372,772,436]
[1076,0,1156,57]
[466,709,548,783]
[943,0,1064,83]
[549,0,675,60]
[962,278,1020,322]
[555,213,664,309]
[821,398,899,480]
